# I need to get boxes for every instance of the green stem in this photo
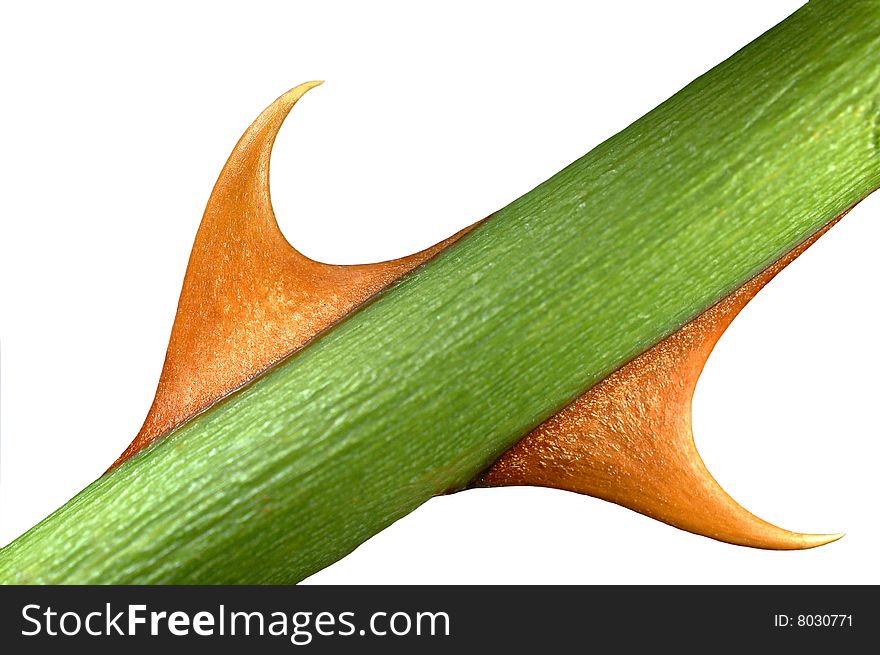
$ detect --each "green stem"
[2,0,878,583]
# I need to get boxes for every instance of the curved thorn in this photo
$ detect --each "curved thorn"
[111,82,477,469]
[474,217,848,549]
[112,84,845,551]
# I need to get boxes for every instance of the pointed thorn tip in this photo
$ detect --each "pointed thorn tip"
[798,532,845,549]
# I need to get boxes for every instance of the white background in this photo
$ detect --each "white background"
[1,1,877,584]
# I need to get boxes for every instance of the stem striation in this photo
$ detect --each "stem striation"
[1,0,878,583]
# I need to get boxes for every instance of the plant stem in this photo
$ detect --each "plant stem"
[2,0,879,583]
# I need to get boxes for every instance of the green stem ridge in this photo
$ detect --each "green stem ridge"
[2,0,878,583]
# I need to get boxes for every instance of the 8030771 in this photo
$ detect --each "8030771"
[773,614,853,628]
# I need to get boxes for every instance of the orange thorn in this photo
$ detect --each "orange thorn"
[111,82,477,469]
[475,217,847,549]
[111,83,846,550]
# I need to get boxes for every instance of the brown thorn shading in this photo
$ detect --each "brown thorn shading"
[110,82,476,469]
[110,82,845,549]
[474,215,847,549]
